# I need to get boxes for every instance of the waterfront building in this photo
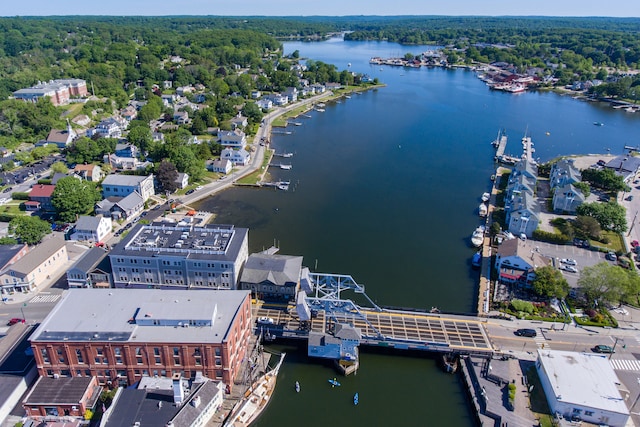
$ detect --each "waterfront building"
[552,184,585,213]
[103,375,224,427]
[494,238,550,286]
[550,159,580,189]
[536,350,629,426]
[101,174,155,202]
[208,158,233,175]
[221,147,250,166]
[604,155,640,182]
[29,289,253,389]
[218,129,247,149]
[13,79,88,106]
[505,159,540,238]
[239,253,303,300]
[108,223,248,289]
[22,376,102,422]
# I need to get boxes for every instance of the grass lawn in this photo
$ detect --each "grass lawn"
[526,366,555,427]
[236,149,272,185]
[595,231,625,253]
[0,202,26,216]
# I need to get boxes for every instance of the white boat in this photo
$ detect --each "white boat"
[471,226,485,247]
[224,353,286,427]
[478,203,488,217]
[481,192,490,202]
[277,181,290,191]
[279,164,292,170]
[295,381,300,393]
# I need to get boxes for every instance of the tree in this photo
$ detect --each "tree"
[578,262,638,307]
[573,215,601,240]
[0,237,18,245]
[576,201,627,233]
[50,161,68,175]
[531,266,569,299]
[9,216,51,245]
[127,125,152,153]
[51,177,101,223]
[155,160,179,193]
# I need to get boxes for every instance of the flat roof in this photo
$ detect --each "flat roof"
[537,350,629,415]
[30,289,250,344]
[23,376,93,405]
[110,223,247,262]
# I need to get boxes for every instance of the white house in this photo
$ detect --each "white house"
[552,184,586,213]
[101,174,155,201]
[209,158,233,174]
[71,215,112,243]
[536,350,629,427]
[221,148,250,166]
[256,99,273,110]
[218,129,247,148]
[175,172,189,189]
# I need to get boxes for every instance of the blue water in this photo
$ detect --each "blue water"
[194,38,640,426]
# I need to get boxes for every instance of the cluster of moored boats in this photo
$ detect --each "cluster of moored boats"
[470,192,490,247]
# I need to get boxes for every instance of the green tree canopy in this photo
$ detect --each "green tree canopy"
[531,265,570,299]
[51,177,101,223]
[580,168,628,192]
[578,262,640,307]
[9,216,51,245]
[50,161,68,175]
[576,201,627,233]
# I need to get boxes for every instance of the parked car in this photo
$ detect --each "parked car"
[606,251,617,261]
[2,186,12,193]
[186,189,195,195]
[560,265,578,273]
[560,258,577,266]
[592,345,615,353]
[196,186,203,191]
[7,317,24,326]
[626,195,634,201]
[597,159,606,167]
[257,316,275,325]
[514,328,537,337]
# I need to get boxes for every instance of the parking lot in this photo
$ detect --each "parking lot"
[531,240,610,287]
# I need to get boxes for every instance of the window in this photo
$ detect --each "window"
[76,349,84,364]
[41,348,50,364]
[173,347,181,366]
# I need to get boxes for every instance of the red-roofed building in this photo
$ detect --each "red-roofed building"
[27,184,56,212]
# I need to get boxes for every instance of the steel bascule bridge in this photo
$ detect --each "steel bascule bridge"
[253,272,495,357]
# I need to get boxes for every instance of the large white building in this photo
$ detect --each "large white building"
[109,223,249,289]
[536,350,630,426]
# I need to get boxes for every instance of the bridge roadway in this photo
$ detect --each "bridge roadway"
[254,304,494,356]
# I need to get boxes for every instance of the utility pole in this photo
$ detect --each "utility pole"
[628,211,638,237]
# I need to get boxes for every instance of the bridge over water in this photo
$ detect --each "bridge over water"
[253,272,494,357]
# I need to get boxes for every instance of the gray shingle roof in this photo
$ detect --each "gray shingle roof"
[115,191,143,211]
[240,253,303,287]
[70,247,109,273]
[4,235,66,275]
[75,215,101,231]
[102,174,149,186]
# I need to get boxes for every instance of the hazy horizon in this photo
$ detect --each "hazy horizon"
[2,0,639,18]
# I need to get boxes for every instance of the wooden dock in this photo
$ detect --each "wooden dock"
[494,133,508,159]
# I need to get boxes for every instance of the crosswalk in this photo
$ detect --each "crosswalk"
[609,359,640,372]
[534,333,547,348]
[29,294,61,304]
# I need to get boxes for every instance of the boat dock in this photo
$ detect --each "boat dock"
[268,163,292,170]
[493,130,509,160]
[273,152,293,158]
[521,135,535,163]
[272,130,292,135]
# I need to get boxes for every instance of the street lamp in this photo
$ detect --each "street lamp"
[20,302,26,322]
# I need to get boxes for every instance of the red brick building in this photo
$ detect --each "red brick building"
[29,289,252,390]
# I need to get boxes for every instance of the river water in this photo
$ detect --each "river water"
[195,39,640,426]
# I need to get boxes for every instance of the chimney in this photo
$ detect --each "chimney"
[172,373,184,404]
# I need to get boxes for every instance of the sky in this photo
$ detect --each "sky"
[2,0,639,18]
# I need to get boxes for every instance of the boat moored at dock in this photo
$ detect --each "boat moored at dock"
[478,203,488,217]
[481,192,490,202]
[470,226,485,248]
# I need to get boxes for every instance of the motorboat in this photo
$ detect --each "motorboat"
[593,121,604,126]
[277,181,290,191]
[279,164,292,170]
[472,251,482,268]
[479,203,488,217]
[354,392,359,405]
[295,381,300,393]
[328,378,341,387]
[471,226,485,247]
[481,192,490,202]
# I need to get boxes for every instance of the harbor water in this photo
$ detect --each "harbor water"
[195,38,640,426]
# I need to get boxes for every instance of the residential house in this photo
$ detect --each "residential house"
[208,158,232,175]
[310,83,326,93]
[282,87,298,102]
[550,159,581,189]
[266,94,288,106]
[552,184,586,213]
[239,253,303,300]
[152,132,165,143]
[163,80,173,89]
[256,98,273,110]
[103,154,152,171]
[66,246,112,288]
[70,215,112,242]
[221,148,250,166]
[22,376,102,422]
[114,143,139,159]
[51,172,72,185]
[45,121,77,149]
[250,90,261,99]
[506,192,540,238]
[230,114,248,130]
[536,350,629,427]
[161,94,177,107]
[95,191,145,221]
[325,82,342,90]
[176,86,195,96]
[73,164,103,182]
[101,174,155,201]
[0,244,30,295]
[494,238,550,286]
[218,129,247,148]
[121,105,137,121]
[0,235,67,294]
[25,184,56,212]
[174,111,190,125]
[175,172,189,189]
[87,117,127,139]
[29,289,252,390]
[109,223,248,289]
